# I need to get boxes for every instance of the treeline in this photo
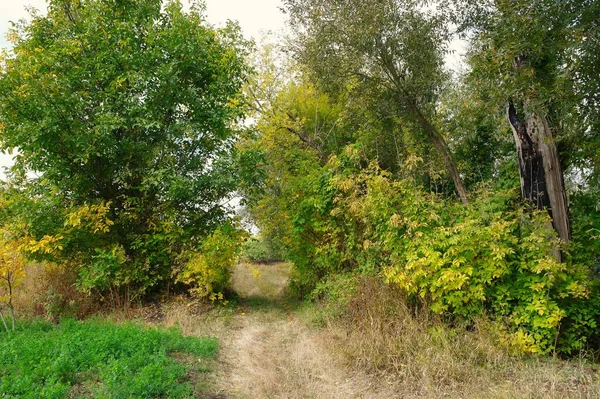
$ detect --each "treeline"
[241,0,600,354]
[0,0,599,356]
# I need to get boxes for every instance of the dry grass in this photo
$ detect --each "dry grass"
[148,266,600,399]
[230,262,292,299]
[17,258,597,398]
[153,262,399,398]
[13,262,99,320]
[324,276,600,399]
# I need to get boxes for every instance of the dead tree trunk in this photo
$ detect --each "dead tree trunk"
[507,100,571,261]
[532,112,571,244]
[507,55,571,260]
[507,101,550,209]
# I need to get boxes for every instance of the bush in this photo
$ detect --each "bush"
[269,149,600,355]
[13,262,100,322]
[177,224,247,300]
[322,276,600,398]
[331,161,599,354]
[241,235,284,263]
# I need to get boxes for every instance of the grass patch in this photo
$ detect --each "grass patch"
[230,262,292,299]
[0,318,218,398]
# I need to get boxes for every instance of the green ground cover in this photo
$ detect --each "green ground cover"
[0,318,218,398]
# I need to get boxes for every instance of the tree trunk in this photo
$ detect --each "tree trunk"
[507,100,571,261]
[409,100,469,205]
[507,101,550,209]
[532,112,571,244]
[507,55,571,261]
[380,50,469,205]
[0,307,8,333]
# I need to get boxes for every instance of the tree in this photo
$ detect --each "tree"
[0,0,251,297]
[0,231,25,332]
[283,0,469,204]
[456,0,600,257]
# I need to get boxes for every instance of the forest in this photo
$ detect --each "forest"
[0,0,599,397]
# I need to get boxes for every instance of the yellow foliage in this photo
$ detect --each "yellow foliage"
[177,226,246,300]
[0,231,27,308]
[21,234,64,255]
[179,253,218,296]
[66,201,114,233]
[251,268,261,279]
[5,29,19,45]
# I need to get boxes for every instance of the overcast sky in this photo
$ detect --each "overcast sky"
[1,0,286,49]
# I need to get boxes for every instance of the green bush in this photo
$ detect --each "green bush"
[0,318,218,398]
[241,235,284,263]
[260,147,600,355]
[333,160,599,354]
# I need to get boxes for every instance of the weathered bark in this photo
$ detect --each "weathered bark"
[507,55,571,259]
[507,101,550,209]
[532,112,571,244]
[507,100,571,261]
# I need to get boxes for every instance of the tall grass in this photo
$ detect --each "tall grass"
[322,276,600,398]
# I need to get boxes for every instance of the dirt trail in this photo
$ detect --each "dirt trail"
[206,263,395,399]
[153,263,600,399]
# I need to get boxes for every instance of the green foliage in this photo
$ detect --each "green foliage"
[0,318,218,398]
[249,138,599,353]
[570,191,600,271]
[241,235,284,263]
[283,0,474,204]
[461,0,600,189]
[177,224,247,300]
[438,81,515,190]
[0,0,251,298]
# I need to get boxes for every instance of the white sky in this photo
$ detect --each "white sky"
[1,0,286,49]
[0,0,286,176]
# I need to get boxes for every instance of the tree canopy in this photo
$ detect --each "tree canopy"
[0,0,251,297]
[238,0,600,354]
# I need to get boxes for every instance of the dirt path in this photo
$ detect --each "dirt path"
[156,263,600,399]
[204,263,395,399]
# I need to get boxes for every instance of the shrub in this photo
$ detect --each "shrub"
[334,161,598,354]
[323,276,600,398]
[241,235,284,263]
[178,224,247,300]
[274,150,599,355]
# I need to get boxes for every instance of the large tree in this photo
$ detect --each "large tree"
[0,0,250,296]
[284,0,469,204]
[458,0,600,252]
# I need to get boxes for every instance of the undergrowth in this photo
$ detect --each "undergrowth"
[0,318,218,398]
[318,276,600,398]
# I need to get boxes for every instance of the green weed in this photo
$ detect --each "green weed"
[0,318,218,398]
